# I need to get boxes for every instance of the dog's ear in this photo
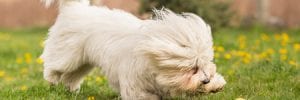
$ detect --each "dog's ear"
[136,39,195,69]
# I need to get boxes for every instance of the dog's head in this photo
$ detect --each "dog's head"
[137,9,218,95]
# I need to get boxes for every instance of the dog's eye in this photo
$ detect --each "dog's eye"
[180,44,188,48]
[192,67,199,74]
[181,45,187,47]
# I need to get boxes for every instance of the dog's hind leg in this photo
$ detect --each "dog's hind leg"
[61,64,94,92]
[42,33,87,87]
[42,49,84,86]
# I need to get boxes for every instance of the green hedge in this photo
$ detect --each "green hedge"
[140,0,233,30]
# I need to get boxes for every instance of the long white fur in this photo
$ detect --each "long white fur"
[41,0,226,99]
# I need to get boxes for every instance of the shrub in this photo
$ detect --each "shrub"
[140,0,233,30]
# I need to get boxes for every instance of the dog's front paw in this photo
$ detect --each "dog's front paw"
[66,83,81,93]
[204,73,226,93]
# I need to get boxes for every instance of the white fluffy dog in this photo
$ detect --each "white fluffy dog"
[41,0,226,99]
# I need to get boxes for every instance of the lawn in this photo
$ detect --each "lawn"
[0,27,299,100]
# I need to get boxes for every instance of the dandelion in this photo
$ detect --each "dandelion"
[289,60,297,66]
[87,96,95,100]
[236,97,246,100]
[237,51,246,57]
[238,35,246,42]
[281,33,289,42]
[214,52,220,58]
[294,43,300,52]
[266,48,275,55]
[261,33,270,41]
[274,33,281,40]
[95,76,103,83]
[0,70,5,77]
[16,57,23,64]
[281,41,287,47]
[280,33,289,46]
[4,76,13,81]
[216,46,225,52]
[243,58,250,64]
[280,55,287,61]
[279,48,287,55]
[238,35,246,49]
[239,52,252,64]
[36,57,44,64]
[258,52,269,60]
[239,43,246,50]
[20,85,28,91]
[244,53,252,59]
[24,53,32,64]
[224,53,232,60]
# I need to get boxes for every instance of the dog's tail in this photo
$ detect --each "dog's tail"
[41,0,100,8]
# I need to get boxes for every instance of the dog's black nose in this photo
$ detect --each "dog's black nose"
[202,79,210,84]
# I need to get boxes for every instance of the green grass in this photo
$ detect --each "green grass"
[0,27,299,100]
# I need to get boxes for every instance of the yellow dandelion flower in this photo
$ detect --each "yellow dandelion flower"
[21,68,28,75]
[243,58,250,64]
[229,50,237,56]
[16,57,23,64]
[236,51,245,57]
[24,53,32,64]
[96,76,103,83]
[280,33,289,46]
[4,76,13,81]
[36,57,44,64]
[258,52,268,60]
[217,46,225,52]
[281,41,287,47]
[0,70,5,77]
[238,35,246,42]
[266,48,275,55]
[239,43,246,50]
[279,48,287,55]
[236,98,246,100]
[87,96,95,100]
[238,36,246,49]
[280,55,287,61]
[20,85,28,91]
[289,60,296,66]
[261,34,270,41]
[294,43,300,52]
[245,53,252,59]
[224,54,232,60]
[274,33,281,41]
[281,32,289,42]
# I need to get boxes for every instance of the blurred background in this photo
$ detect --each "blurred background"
[0,0,299,99]
[0,0,300,29]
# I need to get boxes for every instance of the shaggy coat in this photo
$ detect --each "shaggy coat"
[41,0,226,99]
